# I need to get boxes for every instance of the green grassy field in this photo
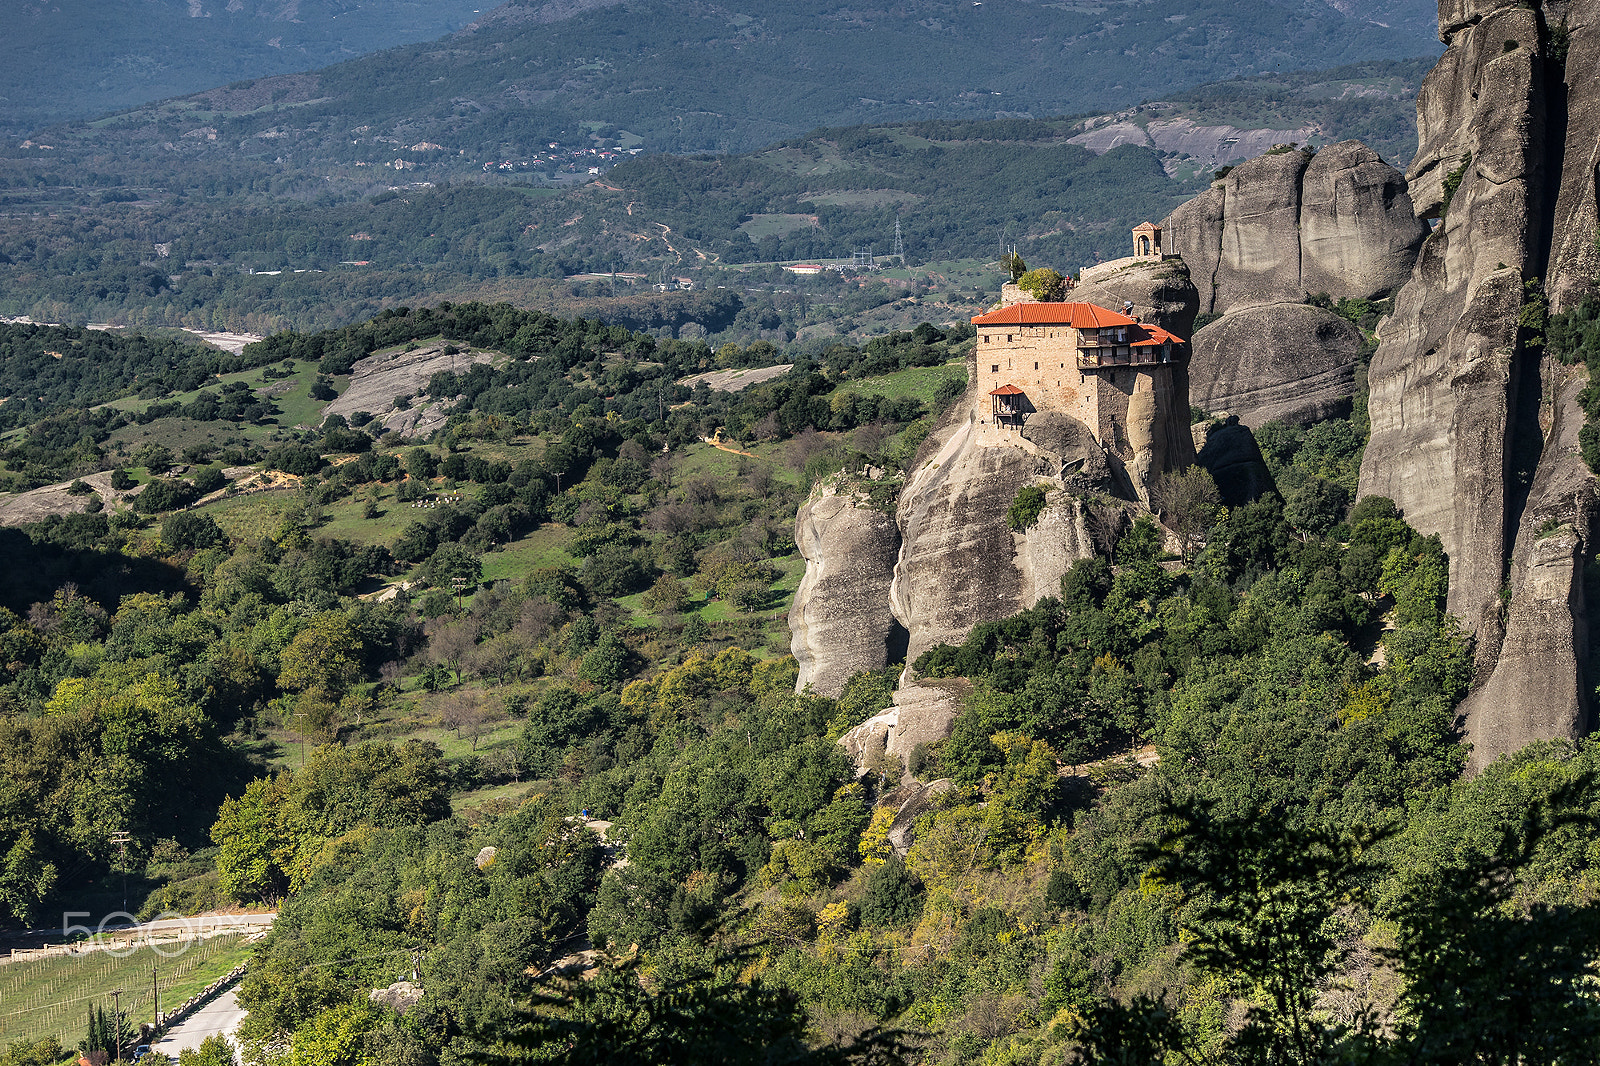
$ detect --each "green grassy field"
[0,935,253,1049]
[836,359,966,407]
[101,358,331,460]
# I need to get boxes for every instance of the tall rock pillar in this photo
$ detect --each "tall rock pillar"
[1359,0,1600,770]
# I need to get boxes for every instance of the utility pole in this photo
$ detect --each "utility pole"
[109,831,131,913]
[152,963,160,1032]
[109,989,124,1064]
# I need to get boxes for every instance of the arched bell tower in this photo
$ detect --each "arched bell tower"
[1132,221,1162,260]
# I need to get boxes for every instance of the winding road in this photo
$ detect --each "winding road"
[153,989,246,1057]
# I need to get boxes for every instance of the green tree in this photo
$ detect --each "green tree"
[423,542,483,593]
[1283,474,1348,538]
[177,1034,239,1066]
[1016,267,1066,301]
[278,612,364,700]
[1149,466,1221,563]
[475,950,908,1066]
[1006,484,1049,532]
[287,1001,383,1066]
[1133,799,1386,1064]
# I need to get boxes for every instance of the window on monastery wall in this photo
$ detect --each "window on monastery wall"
[991,365,999,372]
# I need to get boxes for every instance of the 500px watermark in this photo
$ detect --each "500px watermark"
[58,912,264,958]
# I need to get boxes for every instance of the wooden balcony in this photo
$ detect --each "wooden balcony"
[1076,345,1177,369]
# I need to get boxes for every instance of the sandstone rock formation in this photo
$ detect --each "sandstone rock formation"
[789,484,902,698]
[322,343,497,435]
[1163,140,1428,315]
[1193,416,1275,506]
[1073,256,1201,340]
[1188,304,1366,427]
[881,778,954,855]
[1358,0,1600,769]
[837,678,970,777]
[889,415,1099,666]
[1459,365,1596,771]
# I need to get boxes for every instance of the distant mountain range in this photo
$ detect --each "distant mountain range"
[0,58,1429,335]
[0,0,487,135]
[21,0,1442,156]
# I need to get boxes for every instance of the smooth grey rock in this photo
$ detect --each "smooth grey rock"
[888,417,1097,666]
[1165,184,1227,312]
[836,678,969,777]
[885,679,968,765]
[1459,363,1598,772]
[1299,140,1430,301]
[838,707,898,775]
[1163,142,1423,315]
[789,487,902,697]
[1072,256,1201,340]
[1360,6,1545,634]
[1546,8,1600,311]
[1360,0,1600,769]
[1214,149,1314,312]
[1189,304,1365,428]
[884,778,954,856]
[370,981,424,1014]
[1019,412,1116,493]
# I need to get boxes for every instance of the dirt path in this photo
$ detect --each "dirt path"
[700,436,760,459]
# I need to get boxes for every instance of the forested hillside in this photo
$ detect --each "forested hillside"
[0,66,1421,338]
[4,299,1600,1065]
[23,0,1438,159]
[0,0,487,136]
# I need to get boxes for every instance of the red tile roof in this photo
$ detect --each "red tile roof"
[1129,325,1183,346]
[972,301,1187,344]
[972,301,1136,328]
[989,384,1025,395]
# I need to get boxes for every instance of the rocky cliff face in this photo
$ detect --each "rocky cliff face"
[888,414,1099,666]
[789,484,903,698]
[1164,140,1429,315]
[1189,304,1366,427]
[1073,257,1201,339]
[797,271,1197,751]
[1193,417,1275,506]
[1359,0,1600,769]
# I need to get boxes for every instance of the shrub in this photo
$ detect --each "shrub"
[134,477,197,515]
[162,511,225,549]
[859,854,924,927]
[191,465,227,494]
[265,443,323,476]
[1006,485,1049,532]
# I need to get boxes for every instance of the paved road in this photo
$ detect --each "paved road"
[154,989,246,1057]
[130,914,274,935]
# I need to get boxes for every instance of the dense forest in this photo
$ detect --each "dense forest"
[25,1,1437,160]
[3,296,1600,1065]
[0,0,486,134]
